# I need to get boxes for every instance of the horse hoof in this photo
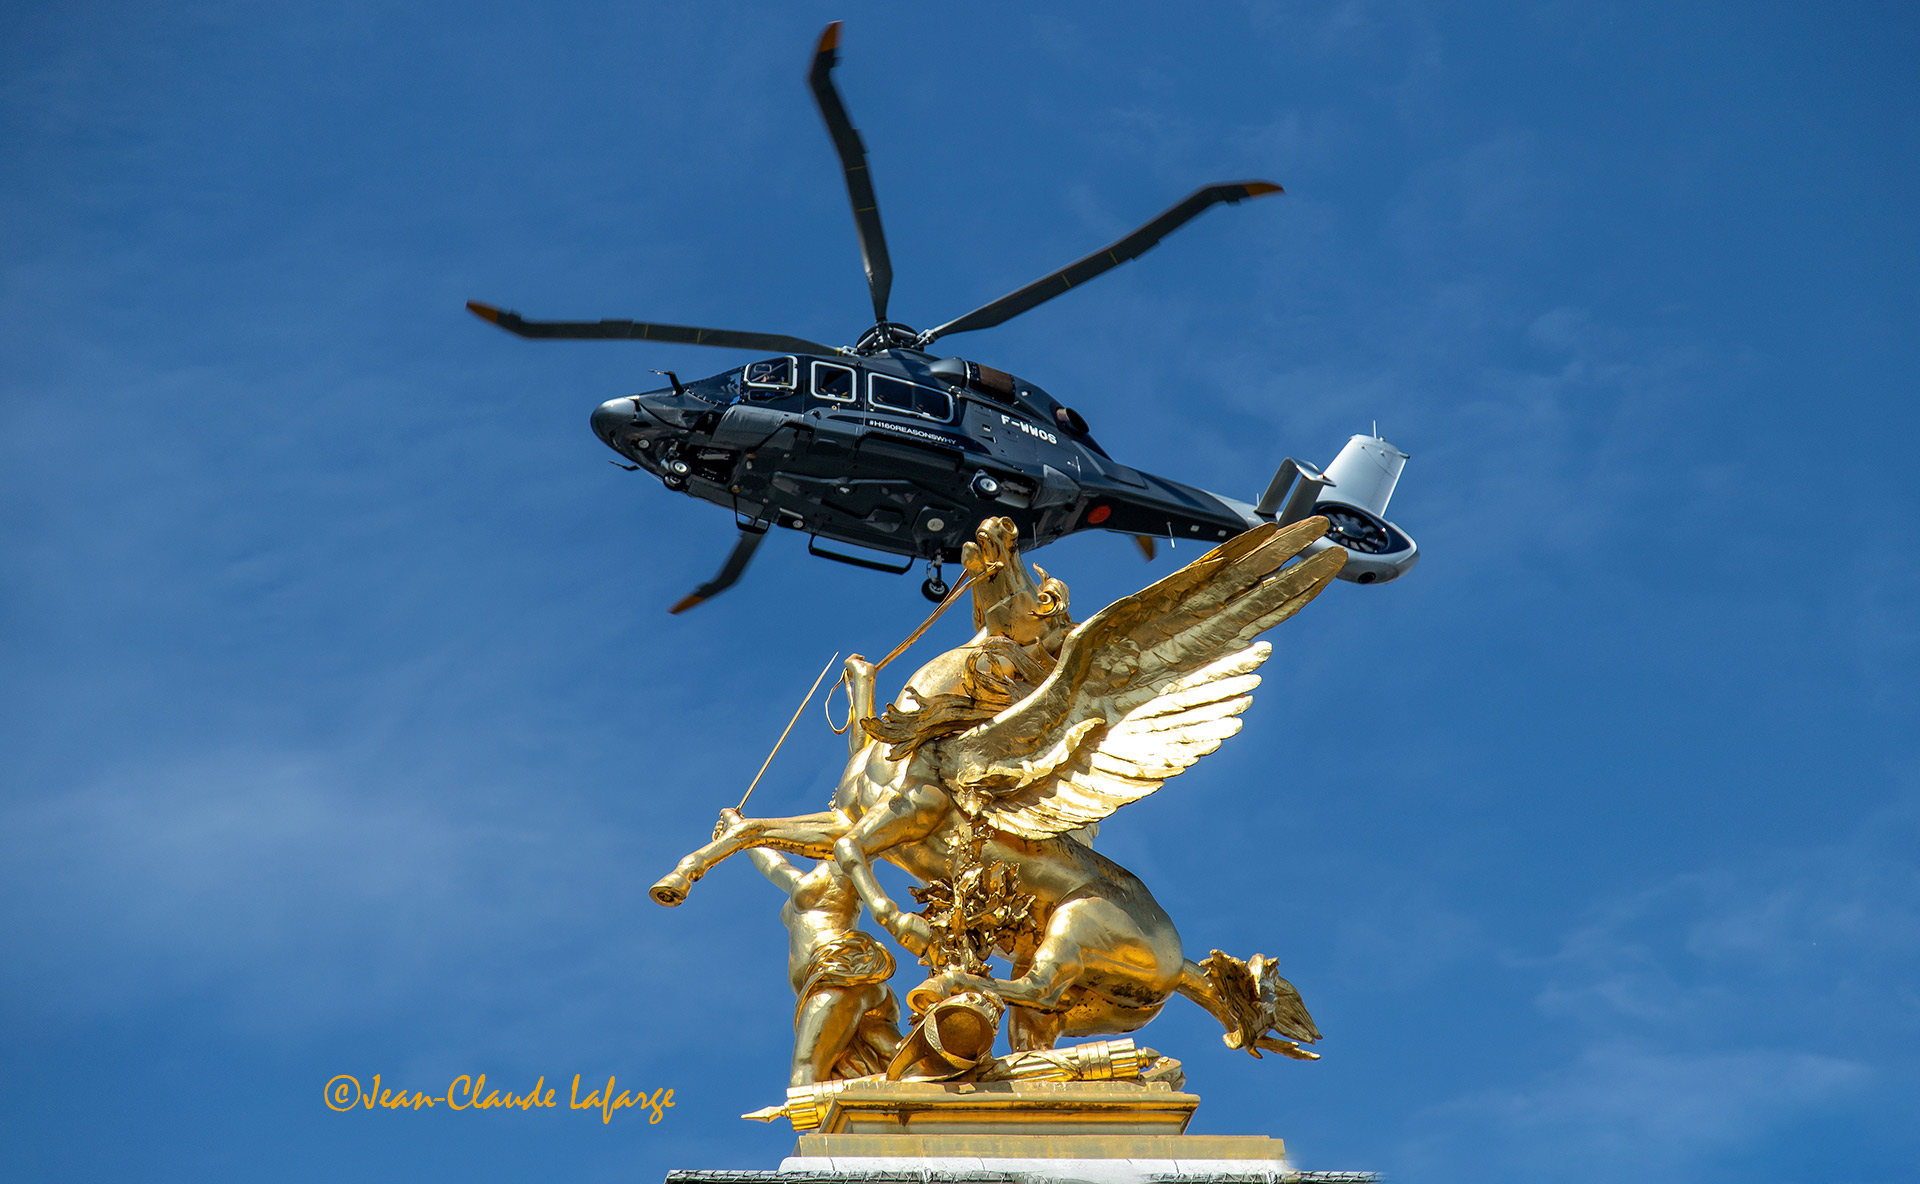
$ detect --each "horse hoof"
[650,873,691,907]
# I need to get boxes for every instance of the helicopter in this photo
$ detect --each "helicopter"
[468,22,1419,611]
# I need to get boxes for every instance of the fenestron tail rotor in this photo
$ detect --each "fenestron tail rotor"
[809,21,894,328]
[916,181,1283,346]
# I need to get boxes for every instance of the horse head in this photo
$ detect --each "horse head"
[864,519,1074,764]
[963,517,1072,652]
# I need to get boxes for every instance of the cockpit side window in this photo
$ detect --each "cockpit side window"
[868,374,953,422]
[811,361,856,402]
[743,357,797,395]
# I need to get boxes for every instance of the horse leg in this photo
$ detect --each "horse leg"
[943,945,1182,1051]
[931,916,1085,1014]
[1006,1006,1069,1052]
[843,656,878,758]
[929,895,1181,1048]
[1002,948,1057,1051]
[829,785,942,955]
[649,810,848,906]
[931,943,1083,1042]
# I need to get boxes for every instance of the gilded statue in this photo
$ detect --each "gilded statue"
[655,516,1342,1071]
[733,822,904,1086]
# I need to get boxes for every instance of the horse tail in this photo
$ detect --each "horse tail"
[1177,950,1321,1061]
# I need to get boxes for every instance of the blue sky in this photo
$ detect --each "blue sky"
[3,2,1917,1181]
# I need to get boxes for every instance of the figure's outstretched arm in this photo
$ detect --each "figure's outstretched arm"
[745,846,804,894]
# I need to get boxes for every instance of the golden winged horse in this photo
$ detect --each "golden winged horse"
[653,516,1344,1059]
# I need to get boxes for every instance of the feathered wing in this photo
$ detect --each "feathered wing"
[930,518,1346,840]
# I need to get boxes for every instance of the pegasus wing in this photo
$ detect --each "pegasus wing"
[934,518,1345,840]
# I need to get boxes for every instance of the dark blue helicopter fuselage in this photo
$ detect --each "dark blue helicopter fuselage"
[590,348,1262,569]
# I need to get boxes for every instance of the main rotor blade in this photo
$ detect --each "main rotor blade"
[467,302,839,356]
[920,181,1283,344]
[670,525,768,614]
[809,22,893,325]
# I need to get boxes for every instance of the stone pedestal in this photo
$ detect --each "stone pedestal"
[672,1078,1376,1184]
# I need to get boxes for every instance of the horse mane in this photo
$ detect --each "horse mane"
[863,636,1057,762]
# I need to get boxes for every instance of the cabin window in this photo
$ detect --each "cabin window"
[868,374,953,422]
[811,361,856,402]
[743,357,797,391]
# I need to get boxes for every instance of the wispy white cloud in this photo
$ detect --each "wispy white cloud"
[1410,1043,1867,1179]
[1397,792,1919,1181]
[0,747,698,1048]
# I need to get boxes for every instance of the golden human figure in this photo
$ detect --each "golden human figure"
[726,807,902,1087]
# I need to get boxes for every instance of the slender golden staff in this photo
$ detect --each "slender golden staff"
[822,571,974,734]
[875,572,973,673]
[737,651,840,812]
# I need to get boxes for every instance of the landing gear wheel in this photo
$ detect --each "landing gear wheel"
[920,563,949,603]
[663,474,688,492]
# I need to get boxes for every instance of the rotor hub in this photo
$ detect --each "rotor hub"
[853,321,922,355]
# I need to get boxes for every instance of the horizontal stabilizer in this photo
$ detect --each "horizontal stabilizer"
[1255,457,1331,526]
